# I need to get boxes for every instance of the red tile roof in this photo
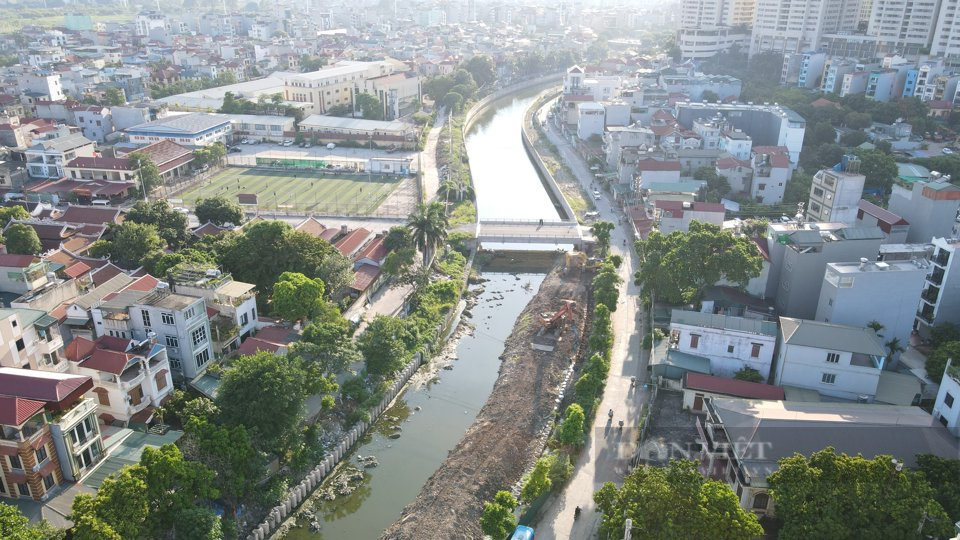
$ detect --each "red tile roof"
[90,263,124,286]
[656,200,725,218]
[752,237,771,261]
[334,228,371,257]
[82,349,135,375]
[56,205,122,225]
[68,336,137,375]
[716,156,751,170]
[0,367,93,411]
[122,274,159,292]
[0,254,38,268]
[319,228,340,242]
[354,236,387,265]
[236,337,283,356]
[295,217,326,237]
[350,263,380,292]
[683,372,785,400]
[65,336,97,362]
[0,395,46,426]
[133,140,193,169]
[66,157,133,171]
[857,199,909,228]
[752,146,791,168]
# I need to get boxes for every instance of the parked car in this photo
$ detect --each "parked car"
[943,147,954,154]
[239,138,250,144]
[229,147,242,153]
[282,140,294,147]
[303,143,312,149]
[326,142,336,150]
[593,190,602,200]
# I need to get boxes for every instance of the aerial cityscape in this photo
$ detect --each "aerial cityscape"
[0,0,957,539]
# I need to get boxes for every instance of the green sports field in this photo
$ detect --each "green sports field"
[176,168,401,215]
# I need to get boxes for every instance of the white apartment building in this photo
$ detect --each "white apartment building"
[669,310,778,379]
[932,0,960,61]
[25,134,97,179]
[92,287,214,381]
[932,359,960,436]
[677,0,754,58]
[816,259,931,347]
[65,336,173,426]
[168,266,258,356]
[807,158,866,225]
[917,237,960,334]
[0,308,65,372]
[750,0,860,56]
[888,175,960,243]
[135,11,168,37]
[71,105,115,143]
[18,71,64,103]
[774,317,887,401]
[674,102,806,166]
[750,146,791,203]
[577,102,606,140]
[867,0,942,55]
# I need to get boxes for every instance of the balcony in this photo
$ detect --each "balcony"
[917,309,935,325]
[921,287,940,304]
[933,251,950,267]
[928,269,945,286]
[119,367,145,389]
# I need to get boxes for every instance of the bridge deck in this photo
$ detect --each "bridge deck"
[476,220,584,246]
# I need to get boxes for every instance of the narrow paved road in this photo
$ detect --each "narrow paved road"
[534,105,649,540]
[421,107,447,203]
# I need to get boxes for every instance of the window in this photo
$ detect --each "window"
[945,392,955,408]
[191,326,208,347]
[95,388,110,407]
[753,492,770,510]
[751,343,761,358]
[690,334,700,349]
[161,312,174,325]
[17,483,29,497]
[9,455,22,470]
[758,183,766,191]
[35,445,47,464]
[165,335,179,348]
[195,348,210,369]
[240,312,249,326]
[727,345,735,354]
[185,307,196,320]
[169,356,182,371]
[141,309,151,327]
[128,385,143,406]
[822,373,837,384]
[15,338,24,351]
[11,319,17,328]
[826,352,840,363]
[156,371,168,391]
[43,474,55,491]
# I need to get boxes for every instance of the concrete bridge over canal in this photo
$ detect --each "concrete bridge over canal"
[476,219,585,248]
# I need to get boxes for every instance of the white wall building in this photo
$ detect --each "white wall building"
[888,175,960,244]
[750,0,860,56]
[807,159,866,225]
[815,259,930,347]
[576,102,606,140]
[669,310,779,379]
[917,237,960,335]
[932,359,960,436]
[25,134,97,179]
[774,317,887,401]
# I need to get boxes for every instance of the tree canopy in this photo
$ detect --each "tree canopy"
[358,315,416,377]
[0,206,29,228]
[125,199,190,249]
[407,202,449,268]
[479,491,517,539]
[195,196,244,226]
[291,317,360,376]
[100,222,165,269]
[0,502,63,540]
[271,271,330,322]
[463,55,496,87]
[126,152,162,195]
[594,460,763,540]
[4,223,41,255]
[926,341,960,384]
[590,221,615,257]
[769,448,953,540]
[634,222,763,304]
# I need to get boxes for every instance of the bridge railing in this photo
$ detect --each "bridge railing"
[479,218,576,225]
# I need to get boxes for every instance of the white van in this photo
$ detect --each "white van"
[326,143,336,150]
[91,199,111,207]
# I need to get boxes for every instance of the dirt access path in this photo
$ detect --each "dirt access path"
[380,265,589,540]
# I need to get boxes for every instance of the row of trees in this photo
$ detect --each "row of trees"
[149,72,238,99]
[219,91,305,124]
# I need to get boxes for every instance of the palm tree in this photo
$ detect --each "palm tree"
[591,221,615,257]
[885,337,906,363]
[867,320,885,337]
[408,202,449,268]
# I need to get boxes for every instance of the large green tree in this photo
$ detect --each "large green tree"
[557,403,586,447]
[407,202,449,268]
[195,196,244,226]
[271,271,330,322]
[917,454,960,523]
[479,491,517,539]
[634,221,762,304]
[102,222,165,268]
[926,341,960,384]
[70,469,149,539]
[0,206,29,228]
[358,315,416,377]
[769,448,953,540]
[215,351,335,459]
[183,416,264,512]
[292,318,361,376]
[591,221,615,257]
[355,92,385,120]
[463,55,496,87]
[520,456,553,503]
[0,502,64,540]
[595,460,762,540]
[4,223,41,255]
[853,148,898,193]
[219,220,353,296]
[125,199,189,249]
[593,261,623,312]
[127,152,163,195]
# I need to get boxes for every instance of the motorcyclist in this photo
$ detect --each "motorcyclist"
[608,408,614,419]
[574,506,581,519]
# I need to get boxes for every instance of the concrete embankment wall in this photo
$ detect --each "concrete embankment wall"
[519,89,575,222]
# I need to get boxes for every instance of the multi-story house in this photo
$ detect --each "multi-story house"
[668,309,778,379]
[749,146,791,204]
[916,237,960,335]
[0,255,53,295]
[697,398,959,516]
[70,105,115,143]
[932,359,960,436]
[655,201,726,234]
[887,174,960,244]
[25,134,97,179]
[766,222,885,319]
[167,266,257,357]
[806,157,866,225]
[816,259,930,347]
[674,102,806,166]
[0,307,65,372]
[91,285,215,380]
[773,317,888,401]
[0,368,103,488]
[65,335,173,426]
[855,200,910,243]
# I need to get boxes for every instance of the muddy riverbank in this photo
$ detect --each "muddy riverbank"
[380,265,589,540]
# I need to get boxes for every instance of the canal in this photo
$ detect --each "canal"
[283,89,555,539]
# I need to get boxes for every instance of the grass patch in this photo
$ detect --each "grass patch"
[448,200,476,226]
[177,167,401,215]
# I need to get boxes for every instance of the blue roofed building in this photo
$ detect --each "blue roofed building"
[124,112,231,147]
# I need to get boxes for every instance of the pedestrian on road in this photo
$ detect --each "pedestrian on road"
[539,218,543,227]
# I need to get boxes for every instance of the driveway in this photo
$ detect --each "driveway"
[533,107,649,539]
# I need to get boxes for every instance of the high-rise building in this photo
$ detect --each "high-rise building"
[678,0,755,59]
[866,0,942,56]
[750,0,860,56]
[932,0,960,62]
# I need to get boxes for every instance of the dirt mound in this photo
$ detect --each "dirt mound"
[380,266,588,540]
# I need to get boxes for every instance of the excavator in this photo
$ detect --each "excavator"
[540,300,577,332]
